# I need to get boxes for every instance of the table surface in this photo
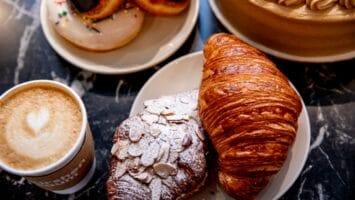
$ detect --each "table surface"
[0,0,354,199]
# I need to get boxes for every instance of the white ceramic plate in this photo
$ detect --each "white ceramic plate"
[131,52,311,200]
[40,1,199,74]
[208,0,354,62]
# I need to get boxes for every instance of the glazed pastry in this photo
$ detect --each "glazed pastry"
[107,90,207,200]
[198,33,302,199]
[71,0,124,20]
[218,0,355,61]
[135,0,190,15]
[47,0,144,51]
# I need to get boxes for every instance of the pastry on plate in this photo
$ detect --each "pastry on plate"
[71,0,124,20]
[216,0,355,61]
[107,90,207,200]
[199,33,302,199]
[47,0,144,51]
[136,0,190,15]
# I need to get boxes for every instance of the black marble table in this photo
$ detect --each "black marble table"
[0,0,354,199]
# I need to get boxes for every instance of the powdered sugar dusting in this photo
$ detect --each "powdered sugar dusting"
[108,90,207,199]
[150,178,162,200]
[141,141,160,167]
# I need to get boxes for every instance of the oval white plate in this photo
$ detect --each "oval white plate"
[208,0,354,62]
[131,52,311,200]
[40,1,199,74]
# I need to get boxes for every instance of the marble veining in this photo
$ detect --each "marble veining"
[3,0,35,21]
[315,183,324,200]
[51,70,95,97]
[2,0,41,84]
[115,79,126,103]
[309,124,327,152]
[51,70,70,85]
[70,71,95,97]
[319,147,346,186]
[297,178,307,199]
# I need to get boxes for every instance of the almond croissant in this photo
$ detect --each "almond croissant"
[198,33,302,200]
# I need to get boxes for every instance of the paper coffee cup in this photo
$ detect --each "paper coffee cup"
[0,80,95,194]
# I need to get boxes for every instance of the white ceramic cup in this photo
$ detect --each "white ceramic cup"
[0,80,96,194]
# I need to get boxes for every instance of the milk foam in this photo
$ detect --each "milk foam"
[27,107,49,134]
[0,85,82,171]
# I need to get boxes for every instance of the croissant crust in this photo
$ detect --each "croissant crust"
[198,33,302,200]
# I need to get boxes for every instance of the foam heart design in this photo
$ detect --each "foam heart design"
[27,108,49,134]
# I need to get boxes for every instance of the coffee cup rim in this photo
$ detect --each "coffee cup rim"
[0,80,88,176]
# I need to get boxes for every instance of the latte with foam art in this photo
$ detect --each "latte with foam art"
[0,84,82,171]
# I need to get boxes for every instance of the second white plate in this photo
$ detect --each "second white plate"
[131,52,311,200]
[208,0,355,62]
[40,1,199,74]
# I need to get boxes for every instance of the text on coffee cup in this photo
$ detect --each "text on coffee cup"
[35,159,87,187]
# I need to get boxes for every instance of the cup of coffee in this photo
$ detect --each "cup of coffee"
[0,80,96,194]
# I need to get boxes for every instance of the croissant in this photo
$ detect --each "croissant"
[198,33,302,200]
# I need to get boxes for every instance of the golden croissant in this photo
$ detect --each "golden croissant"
[198,33,302,200]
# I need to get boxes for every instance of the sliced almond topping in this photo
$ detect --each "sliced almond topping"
[150,128,161,137]
[126,157,140,172]
[128,164,146,177]
[161,108,174,116]
[153,163,177,179]
[157,141,170,163]
[128,143,143,157]
[113,140,130,160]
[196,130,206,141]
[138,136,150,149]
[157,116,168,125]
[114,160,127,179]
[166,114,188,121]
[145,104,163,115]
[131,172,152,184]
[143,99,154,107]
[182,134,192,148]
[140,141,160,167]
[179,96,191,104]
[170,133,185,153]
[141,113,159,125]
[149,178,162,200]
[129,129,143,142]
[111,143,119,155]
